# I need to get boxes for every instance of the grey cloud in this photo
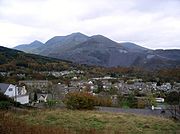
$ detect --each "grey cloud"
[0,0,180,49]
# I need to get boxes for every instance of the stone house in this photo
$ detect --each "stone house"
[19,80,52,92]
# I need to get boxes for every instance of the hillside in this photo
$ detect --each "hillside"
[0,46,56,64]
[14,33,180,69]
[0,46,74,73]
[1,109,179,133]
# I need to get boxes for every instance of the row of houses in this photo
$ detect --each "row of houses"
[1,77,179,105]
[38,70,84,78]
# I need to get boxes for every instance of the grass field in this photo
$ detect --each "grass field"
[0,109,180,134]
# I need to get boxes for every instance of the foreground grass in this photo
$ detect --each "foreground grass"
[0,109,180,134]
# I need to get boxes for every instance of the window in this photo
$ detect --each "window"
[8,88,13,91]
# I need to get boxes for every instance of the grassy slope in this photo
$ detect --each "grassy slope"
[1,109,179,133]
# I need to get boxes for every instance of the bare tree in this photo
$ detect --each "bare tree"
[166,91,180,120]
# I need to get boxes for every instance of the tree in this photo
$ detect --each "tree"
[64,92,96,110]
[127,93,136,108]
[108,87,118,95]
[94,81,103,94]
[147,93,157,107]
[34,92,37,101]
[166,91,180,120]
[0,75,5,83]
[117,93,137,108]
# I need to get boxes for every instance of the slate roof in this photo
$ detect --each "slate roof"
[0,83,10,93]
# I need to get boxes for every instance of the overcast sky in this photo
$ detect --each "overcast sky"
[0,0,180,49]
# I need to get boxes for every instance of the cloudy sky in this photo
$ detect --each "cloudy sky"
[0,0,180,49]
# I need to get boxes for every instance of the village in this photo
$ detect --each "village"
[0,69,180,112]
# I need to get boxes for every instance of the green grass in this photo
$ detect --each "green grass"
[11,109,180,133]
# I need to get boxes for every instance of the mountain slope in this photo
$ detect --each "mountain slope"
[0,46,74,73]
[14,40,44,54]
[38,32,89,55]
[13,33,180,69]
[120,42,149,52]
[56,35,134,67]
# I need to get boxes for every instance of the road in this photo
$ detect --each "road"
[96,106,171,118]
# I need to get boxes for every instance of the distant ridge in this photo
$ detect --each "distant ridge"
[14,32,180,69]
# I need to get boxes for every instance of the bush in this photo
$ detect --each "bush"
[136,98,146,109]
[95,97,112,107]
[0,92,21,107]
[166,91,179,105]
[0,101,12,110]
[46,100,57,109]
[13,101,21,107]
[126,80,134,84]
[0,92,13,102]
[64,92,96,110]
[117,94,136,108]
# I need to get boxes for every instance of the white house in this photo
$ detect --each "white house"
[0,83,29,104]
[155,98,165,103]
[152,98,165,110]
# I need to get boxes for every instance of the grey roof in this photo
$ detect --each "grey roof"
[37,93,53,100]
[0,83,10,93]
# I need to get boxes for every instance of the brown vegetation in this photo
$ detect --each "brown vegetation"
[0,111,99,134]
[64,92,112,110]
[0,109,180,134]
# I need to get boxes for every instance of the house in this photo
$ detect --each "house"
[0,83,29,104]
[156,83,172,91]
[37,94,51,103]
[0,72,10,77]
[151,98,165,110]
[19,80,52,92]
[155,98,164,103]
[102,80,112,90]
[51,84,68,99]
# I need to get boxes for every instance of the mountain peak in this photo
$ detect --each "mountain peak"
[30,40,44,46]
[70,32,86,36]
[68,32,89,39]
[30,40,43,44]
[91,34,107,39]
[14,40,44,53]
[45,32,89,46]
[90,34,118,44]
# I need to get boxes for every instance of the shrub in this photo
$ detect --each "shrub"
[13,101,21,107]
[95,97,112,107]
[0,92,21,108]
[0,101,11,110]
[46,100,57,109]
[117,94,136,108]
[64,92,96,110]
[166,91,180,120]
[136,98,146,109]
[0,92,13,102]
[126,80,134,84]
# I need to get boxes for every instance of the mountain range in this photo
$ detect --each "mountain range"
[14,32,180,69]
